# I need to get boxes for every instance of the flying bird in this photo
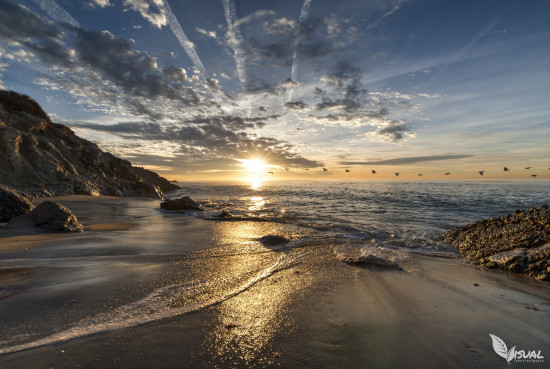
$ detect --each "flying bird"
[445,173,451,176]
[525,167,532,169]
[268,172,274,175]
[285,167,289,171]
[345,169,350,172]
[531,174,537,178]
[418,174,423,176]
[504,167,509,171]
[305,168,309,171]
[371,170,376,174]
[395,173,399,176]
[479,171,485,176]
[323,168,328,172]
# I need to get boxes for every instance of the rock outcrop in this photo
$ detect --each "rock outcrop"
[0,90,179,198]
[25,201,83,232]
[444,205,550,281]
[160,196,204,211]
[0,184,34,222]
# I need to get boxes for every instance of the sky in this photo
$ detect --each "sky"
[0,0,549,181]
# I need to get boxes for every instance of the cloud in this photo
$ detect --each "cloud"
[71,28,199,102]
[340,154,475,166]
[90,0,111,8]
[234,9,275,27]
[0,4,214,118]
[375,120,414,142]
[285,100,308,109]
[123,0,166,29]
[72,118,322,167]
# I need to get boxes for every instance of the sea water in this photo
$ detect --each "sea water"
[170,180,550,255]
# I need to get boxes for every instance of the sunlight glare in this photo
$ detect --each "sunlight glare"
[240,159,266,174]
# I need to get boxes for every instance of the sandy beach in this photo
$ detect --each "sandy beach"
[0,195,549,368]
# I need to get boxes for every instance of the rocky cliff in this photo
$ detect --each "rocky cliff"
[0,90,179,198]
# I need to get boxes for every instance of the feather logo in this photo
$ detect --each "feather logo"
[489,334,516,364]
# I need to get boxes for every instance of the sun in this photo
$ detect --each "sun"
[240,159,266,174]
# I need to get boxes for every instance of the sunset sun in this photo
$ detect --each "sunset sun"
[240,159,267,174]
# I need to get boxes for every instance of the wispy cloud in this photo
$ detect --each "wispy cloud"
[340,154,474,166]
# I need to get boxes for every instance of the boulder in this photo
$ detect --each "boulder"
[160,196,204,211]
[0,184,34,222]
[342,254,403,270]
[26,201,83,232]
[444,205,550,281]
[257,234,290,246]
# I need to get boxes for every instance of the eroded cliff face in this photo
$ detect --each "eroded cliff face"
[0,90,178,198]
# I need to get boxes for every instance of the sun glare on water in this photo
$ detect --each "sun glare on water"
[240,159,267,189]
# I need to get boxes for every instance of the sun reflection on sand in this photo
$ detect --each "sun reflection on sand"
[198,221,317,366]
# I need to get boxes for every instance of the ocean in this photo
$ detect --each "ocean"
[171,180,550,256]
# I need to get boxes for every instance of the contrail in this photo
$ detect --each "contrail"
[162,0,207,77]
[31,0,80,27]
[433,0,518,79]
[287,0,312,103]
[222,0,247,91]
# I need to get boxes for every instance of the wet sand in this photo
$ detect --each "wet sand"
[0,196,549,368]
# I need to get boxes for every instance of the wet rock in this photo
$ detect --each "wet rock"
[342,255,403,270]
[26,201,83,232]
[444,205,550,281]
[257,235,290,246]
[160,196,204,211]
[0,184,34,222]
[220,209,232,218]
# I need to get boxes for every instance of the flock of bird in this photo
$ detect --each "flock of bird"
[264,166,548,177]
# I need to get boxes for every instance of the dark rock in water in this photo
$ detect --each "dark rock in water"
[0,184,34,222]
[0,90,179,198]
[257,235,290,246]
[26,201,83,232]
[342,255,403,270]
[444,205,550,281]
[220,209,232,218]
[160,196,204,211]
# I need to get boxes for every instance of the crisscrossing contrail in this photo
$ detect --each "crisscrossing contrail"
[31,0,80,27]
[222,0,247,91]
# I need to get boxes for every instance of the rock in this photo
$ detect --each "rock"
[220,209,232,218]
[160,196,204,211]
[444,205,550,281]
[0,89,178,198]
[26,201,83,232]
[0,184,34,222]
[257,234,290,246]
[342,254,403,270]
